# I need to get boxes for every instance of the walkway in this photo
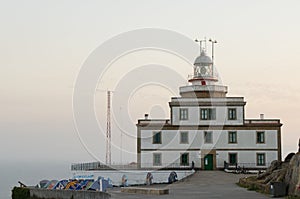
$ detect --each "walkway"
[108,171,278,199]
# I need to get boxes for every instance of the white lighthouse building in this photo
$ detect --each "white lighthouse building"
[136,42,282,170]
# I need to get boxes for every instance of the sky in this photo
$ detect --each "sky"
[1,0,300,166]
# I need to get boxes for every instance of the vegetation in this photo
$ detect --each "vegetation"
[12,187,30,199]
[286,196,300,199]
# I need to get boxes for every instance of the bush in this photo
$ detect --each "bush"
[12,187,30,199]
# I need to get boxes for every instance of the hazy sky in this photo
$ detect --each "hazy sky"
[1,0,300,165]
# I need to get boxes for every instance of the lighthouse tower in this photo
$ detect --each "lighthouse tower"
[179,40,228,98]
[136,38,282,171]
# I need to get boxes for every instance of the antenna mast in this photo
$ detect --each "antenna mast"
[106,91,111,165]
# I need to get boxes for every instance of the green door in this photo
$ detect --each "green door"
[204,154,213,170]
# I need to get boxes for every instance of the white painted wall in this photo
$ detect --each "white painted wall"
[140,129,278,168]
[140,151,201,168]
[215,130,278,149]
[216,151,278,168]
[140,130,278,150]
[172,106,244,126]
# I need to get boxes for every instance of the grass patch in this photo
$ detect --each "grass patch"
[286,196,300,199]
[247,184,260,191]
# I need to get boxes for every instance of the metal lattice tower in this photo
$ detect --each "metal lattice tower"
[106,91,111,165]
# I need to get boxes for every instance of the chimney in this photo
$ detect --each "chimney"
[260,114,265,120]
[144,114,149,120]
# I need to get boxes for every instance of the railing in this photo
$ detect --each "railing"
[140,162,191,169]
[171,97,245,102]
[245,119,281,124]
[71,162,141,171]
[71,162,112,171]
[71,162,192,171]
[179,85,228,93]
[224,162,271,171]
[138,119,170,125]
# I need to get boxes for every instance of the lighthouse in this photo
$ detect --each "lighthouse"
[180,40,228,98]
[137,39,282,170]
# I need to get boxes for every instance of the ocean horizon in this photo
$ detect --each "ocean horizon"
[0,161,71,199]
[1,161,194,199]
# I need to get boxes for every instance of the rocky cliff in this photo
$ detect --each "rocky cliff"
[239,152,300,197]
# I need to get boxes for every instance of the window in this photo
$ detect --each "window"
[180,153,189,166]
[180,131,189,144]
[200,108,216,120]
[228,131,237,143]
[204,131,213,143]
[257,153,266,166]
[228,108,237,120]
[179,108,188,120]
[229,153,237,164]
[153,131,162,144]
[257,131,265,144]
[153,153,162,166]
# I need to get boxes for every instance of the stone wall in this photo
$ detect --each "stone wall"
[29,188,110,199]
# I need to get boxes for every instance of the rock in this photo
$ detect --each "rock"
[284,153,295,163]
[239,153,300,196]
[257,160,282,180]
[285,152,300,196]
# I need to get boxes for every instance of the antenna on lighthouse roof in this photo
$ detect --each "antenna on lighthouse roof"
[209,38,217,66]
[195,38,206,55]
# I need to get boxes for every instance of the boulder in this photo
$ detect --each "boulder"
[285,152,300,196]
[240,153,300,196]
[284,153,295,163]
[257,160,281,180]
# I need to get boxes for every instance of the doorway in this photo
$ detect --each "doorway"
[204,154,213,170]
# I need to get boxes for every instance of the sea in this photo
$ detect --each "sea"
[0,161,71,199]
[0,161,194,199]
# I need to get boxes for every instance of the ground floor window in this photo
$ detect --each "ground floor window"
[153,153,162,166]
[180,153,189,166]
[257,153,266,166]
[229,153,237,164]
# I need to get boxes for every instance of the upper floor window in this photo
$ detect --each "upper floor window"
[228,108,237,120]
[200,108,216,120]
[228,131,237,144]
[257,131,265,144]
[180,131,189,144]
[180,153,189,166]
[179,108,188,120]
[257,153,266,166]
[204,131,213,143]
[153,131,162,144]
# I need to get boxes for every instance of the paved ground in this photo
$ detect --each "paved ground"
[108,171,280,199]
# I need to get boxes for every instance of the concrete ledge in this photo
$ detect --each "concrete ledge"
[121,187,169,195]
[29,188,111,199]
